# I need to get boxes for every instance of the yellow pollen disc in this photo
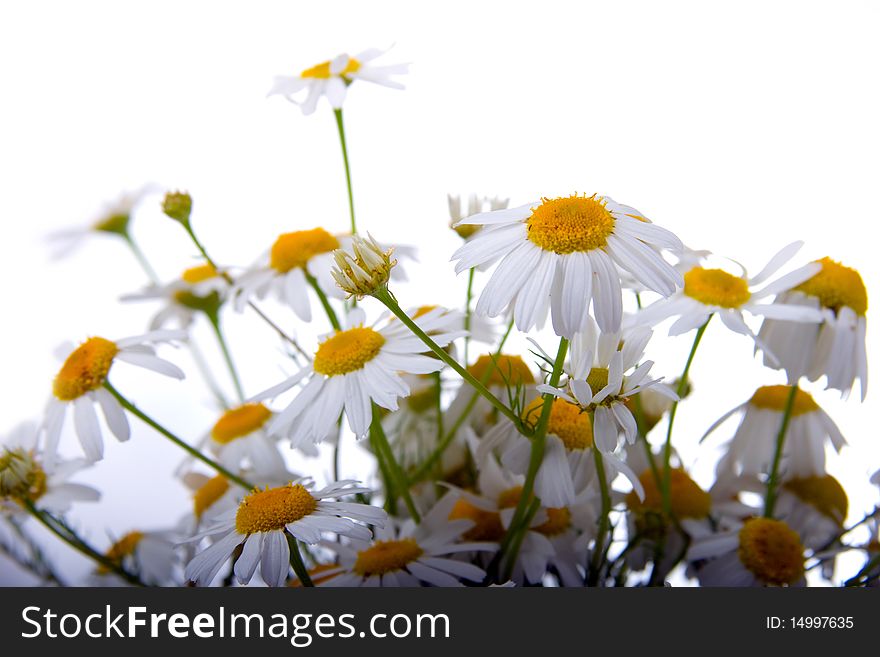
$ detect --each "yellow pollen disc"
[353,538,424,577]
[626,468,711,519]
[452,223,480,239]
[269,228,340,273]
[683,267,751,308]
[783,475,848,525]
[313,327,385,376]
[497,486,524,510]
[795,257,868,316]
[467,354,536,387]
[235,484,317,535]
[738,518,805,586]
[526,194,616,254]
[534,507,571,536]
[193,475,230,518]
[586,367,611,397]
[181,263,218,284]
[300,57,361,79]
[522,398,593,451]
[448,499,505,542]
[94,213,129,234]
[412,305,438,319]
[406,380,439,413]
[103,532,144,566]
[749,385,818,416]
[211,403,272,444]
[52,337,119,401]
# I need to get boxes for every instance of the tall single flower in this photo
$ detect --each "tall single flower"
[268,49,407,115]
[757,257,868,400]
[41,330,186,466]
[450,193,684,336]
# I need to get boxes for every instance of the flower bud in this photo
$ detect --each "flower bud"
[162,191,193,225]
[0,448,46,501]
[331,234,397,299]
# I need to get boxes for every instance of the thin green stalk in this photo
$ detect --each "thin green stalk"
[589,445,613,586]
[103,381,253,490]
[333,108,357,235]
[122,232,160,284]
[763,384,799,518]
[285,533,314,587]
[463,268,476,366]
[373,288,525,431]
[370,428,398,515]
[22,500,143,586]
[408,320,515,485]
[500,337,569,580]
[305,271,342,331]
[207,313,245,403]
[845,552,880,587]
[370,406,421,522]
[188,339,230,409]
[433,371,444,446]
[661,318,710,514]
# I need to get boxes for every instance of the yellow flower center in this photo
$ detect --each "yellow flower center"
[452,223,480,240]
[181,263,218,284]
[0,449,47,501]
[683,267,751,308]
[586,367,612,397]
[626,468,711,519]
[737,518,805,586]
[235,484,317,535]
[193,475,230,518]
[353,538,424,577]
[497,486,524,510]
[534,507,572,536]
[52,337,119,401]
[406,379,439,413]
[100,531,144,572]
[522,398,593,451]
[795,257,868,316]
[749,385,818,416]
[269,228,340,274]
[526,194,616,254]
[448,499,505,542]
[783,475,848,525]
[313,327,385,376]
[300,57,361,79]
[467,354,535,387]
[94,213,130,234]
[211,403,272,444]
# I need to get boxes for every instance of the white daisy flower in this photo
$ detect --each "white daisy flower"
[448,193,509,241]
[705,385,847,479]
[686,517,806,587]
[1,422,99,514]
[451,193,684,336]
[268,49,407,115]
[253,307,464,448]
[91,530,179,586]
[122,263,229,329]
[536,320,678,453]
[635,242,824,358]
[757,257,868,401]
[41,330,186,467]
[316,494,493,587]
[185,480,386,587]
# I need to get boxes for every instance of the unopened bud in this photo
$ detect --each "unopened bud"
[162,191,193,225]
[0,449,46,501]
[331,234,397,299]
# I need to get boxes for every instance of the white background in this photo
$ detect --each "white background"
[1,0,878,584]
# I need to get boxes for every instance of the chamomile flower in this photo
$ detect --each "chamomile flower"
[451,193,684,336]
[253,307,464,448]
[687,517,806,587]
[757,257,868,400]
[41,330,186,467]
[706,385,847,478]
[537,320,677,452]
[1,422,99,513]
[92,530,179,586]
[268,49,407,115]
[185,480,385,587]
[317,494,493,587]
[448,194,509,241]
[775,475,848,559]
[122,263,229,329]
[635,242,823,357]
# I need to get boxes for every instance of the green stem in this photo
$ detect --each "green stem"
[845,552,880,587]
[370,406,421,522]
[285,533,314,587]
[433,371,444,446]
[589,445,613,586]
[374,288,525,432]
[22,500,143,586]
[188,339,230,409]
[763,384,799,518]
[463,268,475,366]
[500,337,569,580]
[661,318,710,515]
[333,108,357,235]
[103,381,253,490]
[370,427,398,515]
[305,271,342,331]
[207,313,245,403]
[122,232,160,284]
